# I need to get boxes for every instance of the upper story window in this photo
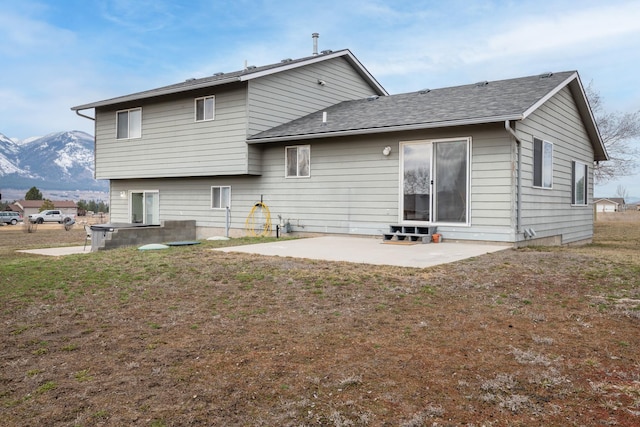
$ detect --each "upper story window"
[286,145,310,178]
[195,96,215,121]
[572,161,588,206]
[116,108,142,139]
[533,138,553,188]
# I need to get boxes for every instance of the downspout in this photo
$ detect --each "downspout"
[74,109,98,181]
[505,120,522,237]
[74,109,95,121]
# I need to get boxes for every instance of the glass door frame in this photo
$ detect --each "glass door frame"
[129,190,160,225]
[399,137,471,226]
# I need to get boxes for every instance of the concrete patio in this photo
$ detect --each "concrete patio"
[213,236,511,268]
[17,236,512,268]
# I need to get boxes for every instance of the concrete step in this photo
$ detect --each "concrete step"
[382,224,437,244]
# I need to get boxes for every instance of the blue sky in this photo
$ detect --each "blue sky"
[1,0,639,197]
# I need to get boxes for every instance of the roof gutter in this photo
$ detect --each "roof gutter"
[71,76,240,110]
[248,114,523,144]
[505,120,522,238]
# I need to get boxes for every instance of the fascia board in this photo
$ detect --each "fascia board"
[71,77,239,110]
[239,50,388,96]
[569,75,609,161]
[521,72,578,120]
[71,50,388,110]
[238,51,350,81]
[520,72,608,162]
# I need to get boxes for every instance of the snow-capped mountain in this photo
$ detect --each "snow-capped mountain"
[0,133,24,176]
[0,131,108,191]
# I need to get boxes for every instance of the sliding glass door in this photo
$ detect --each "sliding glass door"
[400,138,470,224]
[130,190,159,224]
[402,143,432,221]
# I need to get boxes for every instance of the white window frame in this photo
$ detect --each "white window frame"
[533,138,553,189]
[399,137,471,226]
[211,186,231,209]
[285,145,311,178]
[116,107,142,139]
[572,161,588,206]
[195,96,215,122]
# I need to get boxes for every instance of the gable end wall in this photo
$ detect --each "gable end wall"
[516,86,595,244]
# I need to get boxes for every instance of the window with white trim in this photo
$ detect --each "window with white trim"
[285,145,310,178]
[533,138,553,188]
[195,96,215,121]
[211,186,230,209]
[116,108,142,139]
[572,161,588,205]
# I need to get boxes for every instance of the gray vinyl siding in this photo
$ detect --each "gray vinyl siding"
[108,124,518,243]
[95,85,250,179]
[108,135,400,236]
[247,57,379,136]
[424,125,516,242]
[244,59,378,174]
[96,58,379,179]
[516,86,594,244]
[103,87,595,245]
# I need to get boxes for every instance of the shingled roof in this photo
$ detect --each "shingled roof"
[248,71,607,162]
[71,49,387,111]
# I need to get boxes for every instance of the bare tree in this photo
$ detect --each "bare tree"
[615,184,629,201]
[586,83,640,183]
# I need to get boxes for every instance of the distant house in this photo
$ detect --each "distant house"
[594,198,625,213]
[72,49,607,246]
[12,200,78,218]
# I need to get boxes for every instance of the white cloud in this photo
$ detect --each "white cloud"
[469,3,640,63]
[1,0,639,145]
[98,0,177,32]
[0,7,76,56]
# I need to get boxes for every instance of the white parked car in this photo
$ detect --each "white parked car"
[28,210,75,224]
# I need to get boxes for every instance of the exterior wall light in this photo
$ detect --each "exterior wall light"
[383,146,391,156]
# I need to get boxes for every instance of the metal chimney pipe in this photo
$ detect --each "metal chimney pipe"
[312,33,319,55]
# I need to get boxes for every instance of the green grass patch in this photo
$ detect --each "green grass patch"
[36,381,57,393]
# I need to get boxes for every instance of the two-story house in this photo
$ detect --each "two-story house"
[72,49,607,246]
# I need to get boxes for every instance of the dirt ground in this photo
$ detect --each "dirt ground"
[0,216,639,426]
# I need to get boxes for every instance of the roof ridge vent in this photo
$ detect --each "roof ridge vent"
[419,88,431,94]
[246,65,257,70]
[475,81,489,87]
[367,95,379,101]
[320,49,333,54]
[213,72,224,76]
[539,72,553,78]
[185,78,197,82]
[281,58,293,63]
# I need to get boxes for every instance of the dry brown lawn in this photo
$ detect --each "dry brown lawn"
[1,216,639,426]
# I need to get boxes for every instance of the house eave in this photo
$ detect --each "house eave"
[71,49,387,111]
[71,77,240,111]
[239,50,388,96]
[247,114,523,144]
[522,71,608,162]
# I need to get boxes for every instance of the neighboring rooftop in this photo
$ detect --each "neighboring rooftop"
[13,200,77,209]
[594,198,626,205]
